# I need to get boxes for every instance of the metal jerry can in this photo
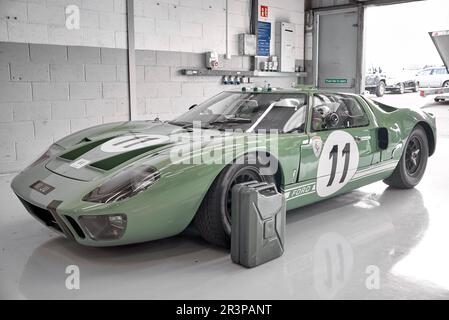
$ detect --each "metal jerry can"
[231,181,286,268]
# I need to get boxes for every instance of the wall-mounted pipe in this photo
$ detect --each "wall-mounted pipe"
[225,0,231,60]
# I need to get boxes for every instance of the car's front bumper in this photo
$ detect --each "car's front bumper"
[10,162,212,247]
[385,84,402,91]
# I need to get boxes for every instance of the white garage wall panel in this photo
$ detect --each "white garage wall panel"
[0,0,128,48]
[0,42,130,172]
[0,0,304,58]
[134,0,304,58]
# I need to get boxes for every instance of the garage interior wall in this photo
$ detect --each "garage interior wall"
[0,0,305,173]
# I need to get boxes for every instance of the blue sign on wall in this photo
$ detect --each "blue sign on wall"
[257,21,271,56]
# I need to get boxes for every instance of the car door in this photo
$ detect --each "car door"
[433,68,449,87]
[429,68,439,87]
[298,93,378,198]
[416,69,432,87]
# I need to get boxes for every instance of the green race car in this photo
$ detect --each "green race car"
[11,88,436,247]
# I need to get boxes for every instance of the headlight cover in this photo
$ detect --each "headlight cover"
[78,214,127,240]
[27,144,64,169]
[82,165,161,203]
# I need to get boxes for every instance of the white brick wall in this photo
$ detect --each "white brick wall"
[0,0,128,48]
[0,0,304,58]
[0,0,305,172]
[134,49,300,121]
[0,42,130,172]
[135,0,304,59]
[0,42,298,172]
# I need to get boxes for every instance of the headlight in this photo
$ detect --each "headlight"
[78,214,127,240]
[82,165,161,203]
[27,144,64,169]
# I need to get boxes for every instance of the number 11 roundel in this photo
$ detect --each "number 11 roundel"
[316,131,359,197]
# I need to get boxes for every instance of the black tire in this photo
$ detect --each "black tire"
[375,81,385,97]
[443,80,449,88]
[384,126,428,189]
[194,154,276,247]
[398,83,405,94]
[412,82,419,92]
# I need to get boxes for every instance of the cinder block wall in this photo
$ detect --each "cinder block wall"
[0,0,305,57]
[134,50,296,120]
[0,0,305,173]
[0,41,296,173]
[0,42,129,172]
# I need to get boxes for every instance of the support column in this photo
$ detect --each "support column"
[126,0,137,120]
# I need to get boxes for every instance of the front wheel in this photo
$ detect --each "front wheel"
[412,82,419,92]
[384,126,428,189]
[194,157,275,247]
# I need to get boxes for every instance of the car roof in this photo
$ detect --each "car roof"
[224,88,360,96]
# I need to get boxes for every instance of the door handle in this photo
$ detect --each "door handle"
[354,136,371,142]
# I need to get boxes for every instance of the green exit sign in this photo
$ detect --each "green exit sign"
[325,78,348,84]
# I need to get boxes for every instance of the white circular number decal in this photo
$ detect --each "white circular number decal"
[316,131,359,197]
[101,134,169,153]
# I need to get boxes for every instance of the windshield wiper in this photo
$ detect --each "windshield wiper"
[168,121,212,130]
[210,117,252,125]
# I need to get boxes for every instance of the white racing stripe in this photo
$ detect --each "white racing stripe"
[350,160,398,181]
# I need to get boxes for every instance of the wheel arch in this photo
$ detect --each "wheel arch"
[192,150,285,217]
[416,121,435,156]
[228,150,285,189]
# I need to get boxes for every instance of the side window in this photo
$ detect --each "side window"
[419,69,432,76]
[432,68,442,75]
[254,95,308,133]
[311,94,369,131]
[435,68,448,75]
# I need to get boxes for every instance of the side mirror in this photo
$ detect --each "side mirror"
[189,104,197,110]
[377,127,389,150]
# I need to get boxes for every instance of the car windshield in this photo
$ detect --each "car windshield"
[169,91,308,133]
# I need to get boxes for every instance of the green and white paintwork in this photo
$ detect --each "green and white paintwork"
[11,89,436,246]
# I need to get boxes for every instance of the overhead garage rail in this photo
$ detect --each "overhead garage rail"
[307,0,425,10]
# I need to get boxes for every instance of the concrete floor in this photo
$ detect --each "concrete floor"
[1,92,449,299]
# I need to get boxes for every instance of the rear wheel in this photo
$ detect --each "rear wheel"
[412,82,419,92]
[194,155,275,247]
[398,83,405,94]
[443,80,449,88]
[376,81,385,97]
[384,126,428,189]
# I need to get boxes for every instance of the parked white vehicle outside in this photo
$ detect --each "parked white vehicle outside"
[415,67,449,88]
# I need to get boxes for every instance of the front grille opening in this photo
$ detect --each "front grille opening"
[65,215,86,239]
[18,197,62,233]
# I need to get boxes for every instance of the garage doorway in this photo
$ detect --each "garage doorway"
[364,0,448,103]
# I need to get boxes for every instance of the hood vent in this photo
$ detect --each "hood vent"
[60,137,114,161]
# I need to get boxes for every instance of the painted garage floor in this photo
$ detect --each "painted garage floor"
[1,95,449,299]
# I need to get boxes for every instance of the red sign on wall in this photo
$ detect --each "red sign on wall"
[260,5,268,18]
